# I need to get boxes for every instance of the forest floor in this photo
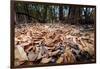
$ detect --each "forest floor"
[14,22,95,66]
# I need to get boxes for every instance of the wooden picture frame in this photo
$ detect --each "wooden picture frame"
[11,0,96,68]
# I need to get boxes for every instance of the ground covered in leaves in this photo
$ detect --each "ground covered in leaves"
[14,23,95,66]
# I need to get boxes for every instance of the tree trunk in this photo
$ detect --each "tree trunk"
[59,6,63,22]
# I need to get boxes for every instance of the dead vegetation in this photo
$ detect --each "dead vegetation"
[14,23,95,66]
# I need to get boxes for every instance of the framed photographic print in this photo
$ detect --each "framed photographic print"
[10,0,96,68]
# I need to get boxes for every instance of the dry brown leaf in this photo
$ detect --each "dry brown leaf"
[14,60,25,66]
[46,31,55,39]
[51,50,60,56]
[17,42,31,47]
[45,46,55,50]
[64,50,76,63]
[32,33,43,39]
[44,39,53,46]
[37,51,42,60]
[24,46,33,53]
[56,54,63,63]
[28,51,38,61]
[78,37,87,48]
[15,46,28,61]
[83,47,94,56]
[41,57,52,63]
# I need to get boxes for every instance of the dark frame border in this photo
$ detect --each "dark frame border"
[10,1,96,68]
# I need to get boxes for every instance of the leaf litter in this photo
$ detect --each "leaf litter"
[14,23,95,66]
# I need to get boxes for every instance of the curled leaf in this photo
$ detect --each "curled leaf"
[51,50,60,56]
[56,54,64,63]
[64,50,76,63]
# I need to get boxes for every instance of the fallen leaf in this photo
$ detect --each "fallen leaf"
[56,54,63,63]
[41,57,52,63]
[51,50,60,56]
[15,46,28,61]
[28,51,38,61]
